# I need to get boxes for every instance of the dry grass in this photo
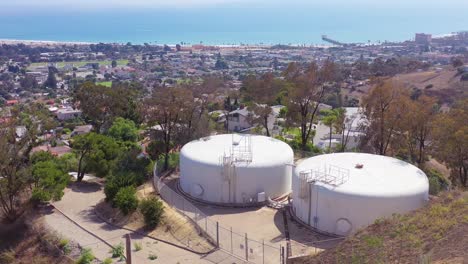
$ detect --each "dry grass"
[292,191,468,264]
[0,219,75,264]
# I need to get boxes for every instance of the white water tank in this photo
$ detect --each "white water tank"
[180,134,294,204]
[292,153,429,236]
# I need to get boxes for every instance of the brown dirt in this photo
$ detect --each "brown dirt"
[0,217,75,264]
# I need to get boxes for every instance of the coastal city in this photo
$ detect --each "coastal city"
[0,7,467,263]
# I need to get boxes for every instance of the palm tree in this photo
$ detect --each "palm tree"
[322,110,338,152]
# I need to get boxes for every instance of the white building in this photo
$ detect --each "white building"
[292,153,429,236]
[56,108,82,121]
[227,105,283,134]
[179,134,294,205]
[314,107,366,150]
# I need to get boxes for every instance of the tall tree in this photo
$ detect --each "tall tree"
[403,95,438,165]
[0,104,50,221]
[362,79,408,155]
[432,99,468,187]
[72,133,121,182]
[44,66,57,89]
[141,87,194,171]
[283,60,337,150]
[242,72,284,136]
[73,82,139,132]
[321,108,344,151]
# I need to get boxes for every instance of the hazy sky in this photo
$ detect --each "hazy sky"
[3,0,468,9]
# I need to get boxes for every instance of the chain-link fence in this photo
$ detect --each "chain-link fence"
[153,164,284,264]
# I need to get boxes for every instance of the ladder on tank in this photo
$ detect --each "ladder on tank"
[220,154,237,203]
[231,134,253,163]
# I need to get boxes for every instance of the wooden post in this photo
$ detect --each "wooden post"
[216,222,219,247]
[245,233,249,261]
[126,234,132,264]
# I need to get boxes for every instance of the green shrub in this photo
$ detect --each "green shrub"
[104,173,137,203]
[76,248,94,264]
[148,253,158,260]
[110,243,124,260]
[134,242,142,251]
[58,238,71,255]
[140,197,165,228]
[114,186,139,215]
[102,258,113,264]
[425,169,448,195]
[156,152,179,171]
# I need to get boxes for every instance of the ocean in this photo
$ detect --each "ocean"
[0,7,467,45]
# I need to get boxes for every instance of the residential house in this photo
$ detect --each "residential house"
[314,107,367,151]
[71,125,93,136]
[56,108,82,121]
[227,105,283,134]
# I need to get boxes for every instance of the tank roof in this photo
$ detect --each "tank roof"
[295,153,428,197]
[181,134,293,166]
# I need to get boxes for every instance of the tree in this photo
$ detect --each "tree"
[402,95,438,165]
[283,60,337,150]
[111,60,117,68]
[321,109,341,151]
[141,87,195,171]
[31,159,70,203]
[362,79,408,155]
[215,58,229,70]
[0,104,51,221]
[242,73,285,136]
[108,117,139,142]
[432,99,468,187]
[451,57,464,68]
[44,66,57,89]
[20,75,38,91]
[73,82,139,132]
[72,133,121,181]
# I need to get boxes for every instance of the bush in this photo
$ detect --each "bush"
[76,248,94,264]
[104,173,137,202]
[110,243,124,260]
[156,152,179,171]
[103,258,113,264]
[425,169,448,195]
[134,242,142,251]
[114,186,139,215]
[148,253,158,260]
[140,197,164,228]
[0,249,15,264]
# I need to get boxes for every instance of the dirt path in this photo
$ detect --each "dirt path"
[43,182,243,263]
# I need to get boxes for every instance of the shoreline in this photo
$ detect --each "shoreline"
[0,38,96,46]
[0,38,338,48]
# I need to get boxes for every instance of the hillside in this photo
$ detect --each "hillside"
[394,68,467,105]
[292,191,468,264]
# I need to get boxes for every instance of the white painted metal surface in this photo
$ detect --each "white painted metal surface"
[180,134,294,204]
[292,153,429,236]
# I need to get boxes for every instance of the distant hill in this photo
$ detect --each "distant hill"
[291,191,468,264]
[394,68,467,105]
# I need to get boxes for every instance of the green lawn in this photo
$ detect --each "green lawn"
[29,59,129,69]
[96,81,112,87]
[283,127,301,137]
